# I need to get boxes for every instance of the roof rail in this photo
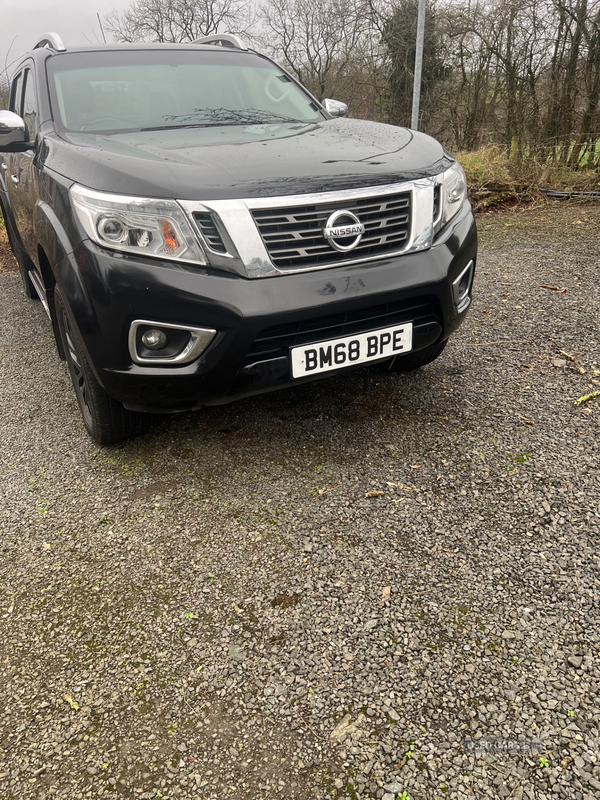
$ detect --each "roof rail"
[194,34,247,50]
[33,32,67,53]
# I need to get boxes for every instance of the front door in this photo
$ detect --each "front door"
[6,64,38,261]
[1,71,23,227]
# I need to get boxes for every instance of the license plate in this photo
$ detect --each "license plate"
[290,323,413,378]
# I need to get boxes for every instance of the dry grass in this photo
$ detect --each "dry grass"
[456,146,514,186]
[0,214,17,274]
[457,145,600,211]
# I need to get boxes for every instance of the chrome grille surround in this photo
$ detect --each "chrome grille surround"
[178,178,437,279]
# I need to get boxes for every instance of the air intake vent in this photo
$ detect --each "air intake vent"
[433,184,441,223]
[244,296,437,366]
[193,212,227,254]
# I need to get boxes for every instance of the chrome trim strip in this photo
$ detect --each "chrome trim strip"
[452,260,474,313]
[411,178,435,252]
[242,180,417,209]
[179,198,276,278]
[457,295,472,314]
[28,270,51,319]
[128,320,216,365]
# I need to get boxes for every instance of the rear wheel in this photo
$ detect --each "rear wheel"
[55,289,152,444]
[386,340,448,373]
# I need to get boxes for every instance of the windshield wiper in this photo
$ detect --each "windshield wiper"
[140,107,307,131]
[140,123,208,132]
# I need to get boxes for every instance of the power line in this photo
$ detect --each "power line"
[98,12,107,44]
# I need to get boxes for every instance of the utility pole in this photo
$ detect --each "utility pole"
[411,0,426,130]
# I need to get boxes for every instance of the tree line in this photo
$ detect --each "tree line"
[2,0,599,168]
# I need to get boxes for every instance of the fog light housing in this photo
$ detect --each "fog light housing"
[129,320,217,365]
[452,260,474,314]
[141,329,168,350]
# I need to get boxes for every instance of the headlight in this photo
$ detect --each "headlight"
[70,185,206,265]
[441,161,467,225]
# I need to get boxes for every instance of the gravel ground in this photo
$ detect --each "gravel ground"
[0,202,599,800]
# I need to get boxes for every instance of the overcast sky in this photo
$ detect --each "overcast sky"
[1,0,132,76]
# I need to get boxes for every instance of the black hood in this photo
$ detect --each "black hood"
[43,118,452,201]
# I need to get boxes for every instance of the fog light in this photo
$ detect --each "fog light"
[141,328,168,349]
[129,319,217,365]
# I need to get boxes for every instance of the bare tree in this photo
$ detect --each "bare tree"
[379,0,450,127]
[104,0,254,43]
[0,35,19,111]
[570,2,600,165]
[101,0,600,165]
[433,0,600,161]
[260,0,373,100]
[0,74,9,110]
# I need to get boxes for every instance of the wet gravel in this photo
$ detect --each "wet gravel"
[0,202,599,800]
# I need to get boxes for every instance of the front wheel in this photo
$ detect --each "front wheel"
[386,340,448,373]
[55,289,152,444]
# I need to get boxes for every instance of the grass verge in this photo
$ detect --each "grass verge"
[457,145,600,211]
[0,210,17,274]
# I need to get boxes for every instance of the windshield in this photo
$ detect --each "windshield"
[47,49,322,133]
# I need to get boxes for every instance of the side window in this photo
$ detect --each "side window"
[9,72,23,114]
[22,70,38,140]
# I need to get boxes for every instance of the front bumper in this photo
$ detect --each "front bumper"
[55,202,477,413]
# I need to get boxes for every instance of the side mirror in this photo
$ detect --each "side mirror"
[0,110,29,151]
[323,98,349,118]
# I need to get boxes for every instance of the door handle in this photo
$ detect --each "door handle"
[10,174,19,184]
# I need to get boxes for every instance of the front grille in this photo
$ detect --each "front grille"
[244,296,436,366]
[251,191,412,270]
[193,212,227,253]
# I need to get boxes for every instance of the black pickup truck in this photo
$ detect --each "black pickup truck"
[0,32,476,444]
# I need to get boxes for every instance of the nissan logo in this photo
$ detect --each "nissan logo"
[323,209,365,252]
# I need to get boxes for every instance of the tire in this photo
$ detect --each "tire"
[0,203,38,299]
[386,339,448,373]
[55,289,152,444]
